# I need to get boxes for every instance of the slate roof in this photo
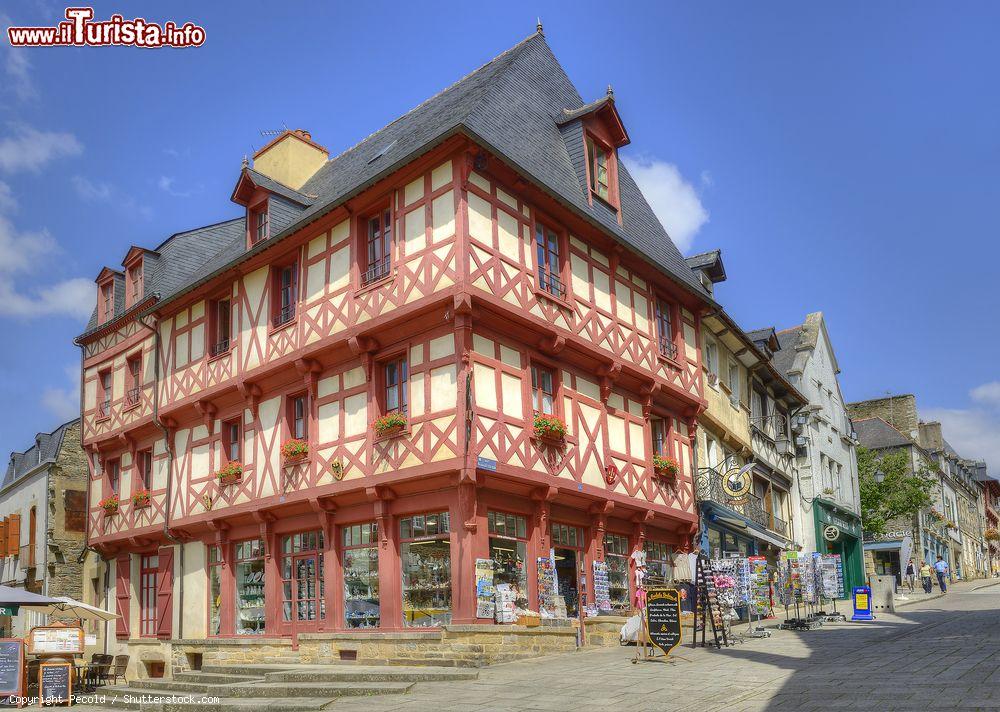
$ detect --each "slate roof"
[852,417,913,450]
[3,419,78,489]
[772,325,804,377]
[78,31,712,341]
[242,168,316,206]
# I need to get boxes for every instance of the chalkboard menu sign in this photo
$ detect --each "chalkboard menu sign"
[645,588,682,656]
[39,663,71,706]
[0,639,24,698]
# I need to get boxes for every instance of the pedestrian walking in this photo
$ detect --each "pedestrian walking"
[904,558,917,593]
[919,561,933,593]
[934,555,949,593]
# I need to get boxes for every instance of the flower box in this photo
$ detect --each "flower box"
[131,490,151,509]
[372,413,407,438]
[652,455,680,479]
[986,528,1000,542]
[215,461,243,486]
[533,414,567,445]
[99,495,119,515]
[281,439,309,463]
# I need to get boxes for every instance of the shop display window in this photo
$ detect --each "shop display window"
[488,511,528,608]
[343,522,380,628]
[400,512,452,627]
[644,540,673,582]
[552,523,584,617]
[208,545,222,636]
[604,533,630,611]
[235,538,266,635]
[281,530,324,624]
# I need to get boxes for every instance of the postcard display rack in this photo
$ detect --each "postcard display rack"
[744,556,773,638]
[817,554,847,622]
[692,556,728,649]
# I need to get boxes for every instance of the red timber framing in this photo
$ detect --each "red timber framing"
[79,134,709,638]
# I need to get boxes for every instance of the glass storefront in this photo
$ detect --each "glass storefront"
[342,522,380,629]
[235,538,266,635]
[488,511,528,609]
[645,540,673,582]
[552,523,584,617]
[400,512,452,627]
[707,527,752,559]
[604,533,630,612]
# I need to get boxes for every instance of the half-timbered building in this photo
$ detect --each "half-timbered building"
[77,31,718,672]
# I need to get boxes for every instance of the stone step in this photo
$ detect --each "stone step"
[263,666,479,683]
[173,672,265,685]
[128,679,233,694]
[79,688,338,712]
[200,665,297,677]
[223,681,413,698]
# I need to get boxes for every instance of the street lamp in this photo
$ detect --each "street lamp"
[875,469,886,484]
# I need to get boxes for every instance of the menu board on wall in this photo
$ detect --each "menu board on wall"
[39,662,71,705]
[28,627,84,655]
[0,639,24,699]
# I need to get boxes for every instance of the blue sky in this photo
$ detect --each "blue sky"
[0,1,997,467]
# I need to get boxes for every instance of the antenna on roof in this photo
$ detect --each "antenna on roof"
[259,128,286,137]
[536,18,543,35]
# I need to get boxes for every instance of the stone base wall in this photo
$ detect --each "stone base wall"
[298,624,578,667]
[169,638,298,674]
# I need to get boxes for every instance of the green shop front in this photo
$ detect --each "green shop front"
[814,498,864,595]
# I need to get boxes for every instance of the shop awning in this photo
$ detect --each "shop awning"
[864,540,903,551]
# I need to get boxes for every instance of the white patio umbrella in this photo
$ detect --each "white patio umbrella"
[21,596,118,621]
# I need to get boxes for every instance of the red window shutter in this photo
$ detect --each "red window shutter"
[115,554,131,639]
[7,514,20,555]
[156,546,174,639]
[0,520,7,558]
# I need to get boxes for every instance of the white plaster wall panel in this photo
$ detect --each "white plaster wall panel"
[307,232,326,259]
[468,171,490,193]
[472,334,495,356]
[404,176,423,206]
[431,190,454,244]
[306,260,325,303]
[318,401,340,444]
[497,210,519,257]
[431,161,452,191]
[343,366,365,390]
[593,270,612,313]
[242,267,268,371]
[474,364,497,411]
[344,393,368,438]
[318,375,338,399]
[429,334,454,360]
[500,373,523,418]
[430,365,457,412]
[329,244,350,292]
[467,193,492,243]
[190,324,205,362]
[404,206,426,254]
[410,372,426,417]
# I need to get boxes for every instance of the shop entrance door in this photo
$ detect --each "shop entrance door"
[554,548,579,617]
[280,530,325,635]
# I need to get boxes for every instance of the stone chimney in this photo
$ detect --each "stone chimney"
[846,394,919,440]
[252,129,327,191]
[918,421,944,452]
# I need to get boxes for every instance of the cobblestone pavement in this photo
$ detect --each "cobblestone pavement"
[336,579,1000,711]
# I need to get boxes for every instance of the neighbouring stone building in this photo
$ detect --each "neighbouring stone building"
[0,419,89,637]
[767,313,864,594]
[848,394,989,581]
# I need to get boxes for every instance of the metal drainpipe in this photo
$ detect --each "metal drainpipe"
[139,315,184,640]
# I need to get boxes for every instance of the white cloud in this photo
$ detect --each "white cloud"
[41,365,81,422]
[0,181,15,212]
[0,277,94,319]
[0,213,57,273]
[4,48,35,102]
[623,156,709,252]
[970,381,1000,409]
[923,406,1000,472]
[0,125,82,174]
[72,175,151,220]
[157,175,192,198]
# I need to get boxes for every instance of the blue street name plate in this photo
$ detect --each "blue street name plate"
[477,457,497,472]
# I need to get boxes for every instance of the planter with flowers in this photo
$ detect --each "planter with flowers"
[945,520,957,530]
[985,528,1000,542]
[99,494,119,516]
[372,413,407,439]
[533,414,567,447]
[281,439,309,464]
[131,490,151,509]
[652,454,680,480]
[215,461,243,486]
[929,508,944,522]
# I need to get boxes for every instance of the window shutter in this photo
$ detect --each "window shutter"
[156,546,174,639]
[7,514,20,555]
[115,554,131,639]
[0,519,7,558]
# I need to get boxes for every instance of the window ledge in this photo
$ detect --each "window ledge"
[122,402,141,413]
[95,414,111,423]
[533,288,572,311]
[208,348,232,363]
[268,316,297,336]
[591,191,619,212]
[656,353,682,370]
[357,271,395,296]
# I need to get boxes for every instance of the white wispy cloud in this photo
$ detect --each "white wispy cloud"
[0,213,58,273]
[623,156,709,252]
[157,175,193,198]
[4,48,36,102]
[0,124,82,174]
[41,364,81,421]
[922,381,1000,471]
[0,181,16,213]
[72,175,151,220]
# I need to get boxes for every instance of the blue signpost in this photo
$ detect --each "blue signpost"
[851,585,875,621]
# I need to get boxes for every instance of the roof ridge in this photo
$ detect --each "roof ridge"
[152,216,245,253]
[313,32,543,175]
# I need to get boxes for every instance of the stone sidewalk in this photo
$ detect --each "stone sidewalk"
[335,579,1000,711]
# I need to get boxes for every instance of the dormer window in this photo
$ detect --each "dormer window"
[127,264,142,305]
[100,282,114,324]
[251,205,269,245]
[586,135,617,206]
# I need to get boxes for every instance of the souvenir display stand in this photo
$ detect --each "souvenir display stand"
[745,557,772,638]
[777,553,823,631]
[691,556,727,648]
[708,558,742,644]
[816,553,847,622]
